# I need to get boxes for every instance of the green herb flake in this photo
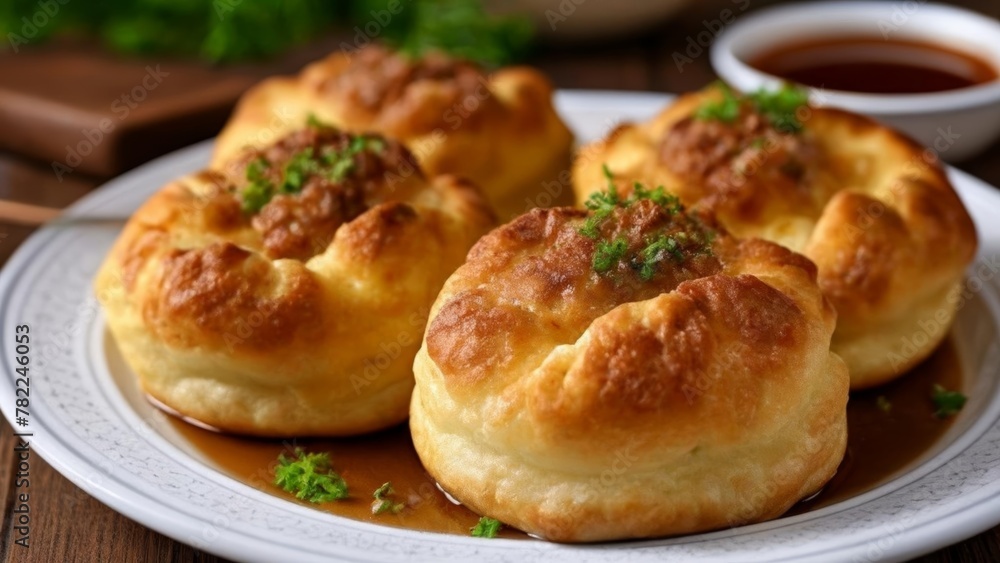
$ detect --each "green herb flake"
[579,193,619,238]
[306,113,328,129]
[637,235,684,280]
[580,167,716,279]
[366,137,387,154]
[371,482,405,515]
[281,149,323,194]
[328,157,356,181]
[282,168,305,194]
[630,182,682,214]
[240,131,388,210]
[931,384,967,418]
[274,448,349,503]
[471,516,503,538]
[579,166,621,239]
[240,157,274,214]
[592,237,628,273]
[695,83,810,134]
[246,156,269,181]
[876,395,892,414]
[582,187,620,214]
[748,84,810,133]
[240,181,272,214]
[348,136,367,154]
[325,134,386,182]
[695,82,740,123]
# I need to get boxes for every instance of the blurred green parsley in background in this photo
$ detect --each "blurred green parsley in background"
[0,0,534,65]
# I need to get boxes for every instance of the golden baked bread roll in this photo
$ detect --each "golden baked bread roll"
[213,44,574,220]
[411,180,849,541]
[573,85,977,389]
[96,121,495,436]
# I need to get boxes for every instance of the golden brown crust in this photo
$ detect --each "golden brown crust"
[306,46,499,136]
[146,242,323,352]
[212,45,574,220]
[410,204,848,541]
[573,88,977,388]
[96,127,495,437]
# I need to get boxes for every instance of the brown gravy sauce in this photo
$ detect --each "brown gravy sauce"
[166,339,962,539]
[749,37,997,94]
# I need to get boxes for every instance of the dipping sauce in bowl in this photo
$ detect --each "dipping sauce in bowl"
[750,37,998,94]
[710,2,1000,161]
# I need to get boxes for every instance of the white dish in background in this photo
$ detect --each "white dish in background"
[711,1,1000,161]
[2,91,1000,562]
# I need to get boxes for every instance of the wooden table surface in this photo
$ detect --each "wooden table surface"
[2,1,1000,561]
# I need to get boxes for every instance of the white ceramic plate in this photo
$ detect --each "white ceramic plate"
[3,91,1000,563]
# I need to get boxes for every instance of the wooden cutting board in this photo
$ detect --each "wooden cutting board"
[0,39,344,181]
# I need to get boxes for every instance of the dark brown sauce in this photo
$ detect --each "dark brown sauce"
[168,411,529,538]
[749,37,997,94]
[167,339,962,538]
[789,339,961,513]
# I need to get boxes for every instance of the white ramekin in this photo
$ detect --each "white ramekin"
[711,1,1000,161]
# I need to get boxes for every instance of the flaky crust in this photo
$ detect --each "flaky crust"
[96,128,494,437]
[410,206,848,542]
[212,45,574,220]
[573,89,977,388]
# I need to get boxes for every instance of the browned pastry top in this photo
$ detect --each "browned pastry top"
[411,187,847,541]
[212,44,575,220]
[96,122,495,436]
[572,86,978,387]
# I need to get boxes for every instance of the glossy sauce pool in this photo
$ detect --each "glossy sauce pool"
[167,339,962,538]
[748,37,997,94]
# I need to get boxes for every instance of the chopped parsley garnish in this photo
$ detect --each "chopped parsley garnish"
[306,113,327,129]
[632,182,683,213]
[273,448,349,503]
[580,165,622,238]
[695,82,810,133]
[241,157,274,214]
[592,237,628,273]
[371,482,405,515]
[931,384,967,418]
[694,82,740,123]
[247,155,270,180]
[238,120,387,214]
[282,149,321,193]
[876,395,892,414]
[328,155,355,181]
[471,516,503,538]
[638,234,684,280]
[348,136,368,154]
[748,85,810,133]
[580,165,713,280]
[580,166,682,240]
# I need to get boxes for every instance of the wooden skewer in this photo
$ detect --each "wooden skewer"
[0,200,128,228]
[0,199,63,226]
